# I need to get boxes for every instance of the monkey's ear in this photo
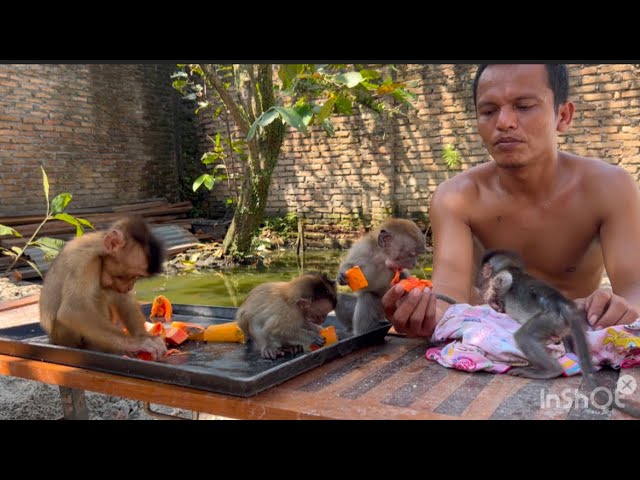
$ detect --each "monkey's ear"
[481,264,492,279]
[104,229,125,254]
[296,298,311,310]
[377,229,392,248]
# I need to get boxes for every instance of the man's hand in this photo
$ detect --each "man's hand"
[574,288,639,329]
[381,284,437,338]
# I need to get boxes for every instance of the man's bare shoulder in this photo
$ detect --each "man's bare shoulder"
[563,152,635,194]
[433,162,494,198]
[431,163,495,214]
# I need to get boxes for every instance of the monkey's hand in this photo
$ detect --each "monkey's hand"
[488,298,505,313]
[261,347,289,360]
[337,270,348,285]
[127,335,167,361]
[309,334,326,350]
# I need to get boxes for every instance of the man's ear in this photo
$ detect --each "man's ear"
[556,101,575,133]
[104,229,125,254]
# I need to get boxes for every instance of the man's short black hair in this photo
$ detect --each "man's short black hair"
[472,64,569,112]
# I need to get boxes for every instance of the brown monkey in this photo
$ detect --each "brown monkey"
[39,215,167,360]
[236,272,337,360]
[335,218,426,335]
[479,249,640,417]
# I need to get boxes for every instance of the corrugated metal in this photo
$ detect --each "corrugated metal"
[151,225,199,249]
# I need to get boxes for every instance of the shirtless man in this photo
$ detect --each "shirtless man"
[383,64,640,338]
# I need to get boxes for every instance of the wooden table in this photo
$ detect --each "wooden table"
[1,296,638,420]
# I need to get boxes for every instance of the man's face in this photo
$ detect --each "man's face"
[475,64,562,169]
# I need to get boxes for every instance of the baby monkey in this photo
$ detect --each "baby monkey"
[479,249,640,417]
[236,272,337,360]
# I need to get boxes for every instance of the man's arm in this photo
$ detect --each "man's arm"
[584,167,640,327]
[382,179,477,337]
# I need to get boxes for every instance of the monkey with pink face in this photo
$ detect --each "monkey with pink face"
[335,218,426,335]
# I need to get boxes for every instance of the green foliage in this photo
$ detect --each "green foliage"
[171,64,416,257]
[0,167,94,277]
[252,213,298,251]
[442,143,462,170]
[172,64,414,194]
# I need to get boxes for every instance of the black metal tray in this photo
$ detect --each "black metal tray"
[0,303,390,397]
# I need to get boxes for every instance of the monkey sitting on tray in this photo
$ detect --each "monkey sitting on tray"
[236,272,338,360]
[334,218,426,335]
[39,215,167,360]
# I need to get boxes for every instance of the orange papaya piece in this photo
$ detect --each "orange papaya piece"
[144,321,166,338]
[344,266,368,291]
[397,276,433,292]
[136,351,154,361]
[310,325,339,351]
[170,321,206,340]
[202,322,245,343]
[150,295,173,321]
[165,327,189,346]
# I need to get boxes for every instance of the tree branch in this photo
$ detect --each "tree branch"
[201,64,251,137]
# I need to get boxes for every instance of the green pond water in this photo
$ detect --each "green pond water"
[135,249,433,307]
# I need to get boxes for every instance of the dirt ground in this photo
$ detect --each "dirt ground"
[0,278,226,420]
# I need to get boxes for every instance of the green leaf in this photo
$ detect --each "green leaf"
[41,166,49,204]
[315,97,336,125]
[33,236,65,259]
[204,176,215,190]
[172,79,188,92]
[321,119,335,137]
[51,193,72,215]
[0,225,21,237]
[247,119,259,141]
[278,64,304,90]
[193,174,213,192]
[258,108,280,127]
[10,246,23,256]
[170,71,188,79]
[53,213,84,235]
[77,218,94,229]
[334,93,353,115]
[293,103,313,126]
[360,69,380,80]
[24,259,42,278]
[334,72,364,88]
[195,101,209,115]
[275,107,307,133]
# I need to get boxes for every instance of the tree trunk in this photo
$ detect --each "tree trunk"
[222,172,271,255]
[221,65,285,257]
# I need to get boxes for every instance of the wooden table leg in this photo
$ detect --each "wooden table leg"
[59,386,89,420]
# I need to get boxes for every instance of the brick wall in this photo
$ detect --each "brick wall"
[196,64,640,226]
[0,64,180,215]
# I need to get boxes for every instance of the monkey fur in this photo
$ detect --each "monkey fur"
[236,272,338,360]
[479,249,640,418]
[39,215,167,360]
[335,218,426,335]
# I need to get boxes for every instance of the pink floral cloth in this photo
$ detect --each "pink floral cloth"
[426,304,640,376]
